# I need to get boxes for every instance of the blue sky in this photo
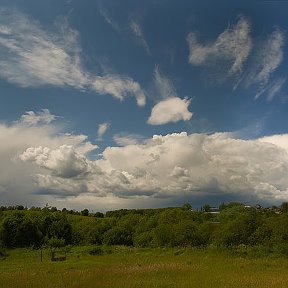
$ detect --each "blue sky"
[1,0,288,211]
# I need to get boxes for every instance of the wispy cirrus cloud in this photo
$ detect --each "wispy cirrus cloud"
[0,9,146,106]
[92,75,146,106]
[130,20,150,54]
[187,16,252,77]
[266,78,286,101]
[98,6,121,32]
[0,11,88,89]
[187,16,286,100]
[245,28,285,99]
[19,109,58,126]
[154,66,177,100]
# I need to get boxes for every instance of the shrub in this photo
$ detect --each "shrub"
[0,243,7,259]
[47,237,66,248]
[89,246,104,255]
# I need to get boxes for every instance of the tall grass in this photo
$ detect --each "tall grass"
[1,246,288,288]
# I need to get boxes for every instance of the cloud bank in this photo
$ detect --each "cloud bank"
[1,112,287,208]
[0,110,96,205]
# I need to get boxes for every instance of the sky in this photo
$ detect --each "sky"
[1,0,288,211]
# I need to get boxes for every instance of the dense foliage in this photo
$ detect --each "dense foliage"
[1,203,288,254]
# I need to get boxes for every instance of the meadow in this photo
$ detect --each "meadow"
[2,246,288,288]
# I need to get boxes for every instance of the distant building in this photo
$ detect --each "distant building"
[209,207,220,214]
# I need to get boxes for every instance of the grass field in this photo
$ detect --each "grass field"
[1,246,288,288]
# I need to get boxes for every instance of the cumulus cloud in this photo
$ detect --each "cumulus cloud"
[259,134,288,152]
[0,110,97,206]
[187,16,252,76]
[147,97,192,125]
[19,109,57,126]
[130,20,150,54]
[3,112,288,207]
[97,123,110,140]
[20,145,90,178]
[0,9,146,106]
[148,67,193,125]
[18,131,288,205]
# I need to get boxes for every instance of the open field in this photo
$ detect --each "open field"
[1,247,288,288]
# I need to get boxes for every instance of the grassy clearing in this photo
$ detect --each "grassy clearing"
[1,247,288,288]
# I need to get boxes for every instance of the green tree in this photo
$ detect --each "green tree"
[0,211,42,247]
[81,209,89,216]
[202,204,211,212]
[281,202,288,213]
[182,203,192,211]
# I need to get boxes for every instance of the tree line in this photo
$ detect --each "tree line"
[1,202,288,255]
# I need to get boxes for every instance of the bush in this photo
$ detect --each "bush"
[89,246,104,255]
[47,237,65,248]
[0,243,7,258]
[103,227,133,246]
[133,231,154,247]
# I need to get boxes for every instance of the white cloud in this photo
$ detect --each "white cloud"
[259,134,288,152]
[130,20,150,54]
[97,123,110,140]
[148,67,193,125]
[247,29,285,99]
[3,113,288,207]
[0,110,97,206]
[20,145,90,178]
[187,16,252,76]
[19,131,288,204]
[92,75,146,106]
[96,132,288,201]
[19,109,57,126]
[154,67,177,99]
[0,9,146,106]
[98,6,121,32]
[254,29,284,86]
[266,78,286,101]
[147,97,192,125]
[187,16,285,100]
[0,11,88,89]
[113,133,145,146]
